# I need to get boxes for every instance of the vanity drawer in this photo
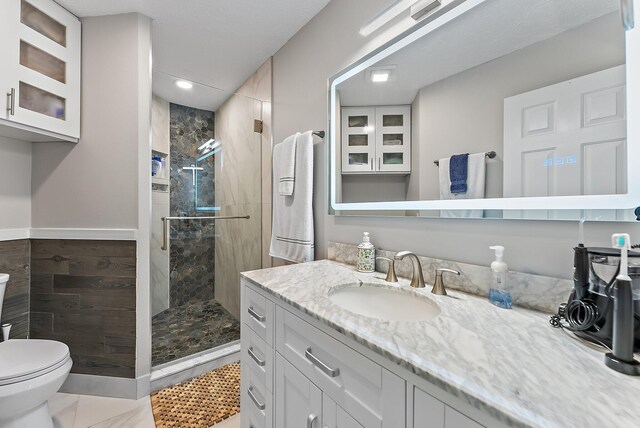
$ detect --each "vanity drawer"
[241,322,273,392]
[243,283,274,346]
[241,356,272,428]
[275,306,405,428]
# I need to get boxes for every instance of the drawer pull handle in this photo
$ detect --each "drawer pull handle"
[248,306,266,322]
[307,413,317,428]
[248,346,266,367]
[248,386,265,410]
[305,347,340,377]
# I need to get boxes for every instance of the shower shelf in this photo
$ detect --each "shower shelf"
[152,177,169,186]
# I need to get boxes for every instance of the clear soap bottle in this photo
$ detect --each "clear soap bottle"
[489,245,512,309]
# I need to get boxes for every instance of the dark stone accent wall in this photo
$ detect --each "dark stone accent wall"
[30,240,136,378]
[169,103,216,308]
[0,240,30,339]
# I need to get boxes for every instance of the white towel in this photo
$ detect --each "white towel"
[275,133,299,196]
[270,131,314,263]
[439,152,486,218]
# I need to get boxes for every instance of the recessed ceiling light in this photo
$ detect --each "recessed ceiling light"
[371,70,391,83]
[176,80,193,90]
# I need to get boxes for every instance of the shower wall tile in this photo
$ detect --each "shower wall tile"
[0,239,30,339]
[151,190,170,316]
[214,203,262,319]
[214,59,269,318]
[169,103,216,307]
[214,97,261,208]
[30,239,137,378]
[170,103,215,216]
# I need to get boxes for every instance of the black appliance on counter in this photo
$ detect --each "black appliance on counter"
[555,245,640,351]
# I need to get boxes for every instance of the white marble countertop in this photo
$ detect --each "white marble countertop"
[241,260,640,428]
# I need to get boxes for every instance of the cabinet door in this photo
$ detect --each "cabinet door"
[342,107,376,173]
[375,106,411,173]
[413,387,445,428]
[444,407,483,428]
[275,353,322,428]
[4,0,81,138]
[323,395,364,428]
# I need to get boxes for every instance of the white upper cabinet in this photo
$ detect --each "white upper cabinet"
[0,0,81,142]
[342,106,411,174]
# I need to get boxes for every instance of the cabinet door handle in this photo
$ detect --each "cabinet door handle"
[248,306,266,322]
[305,347,340,377]
[248,386,265,410]
[370,158,373,170]
[378,157,381,170]
[248,346,266,367]
[307,413,318,428]
[6,88,15,116]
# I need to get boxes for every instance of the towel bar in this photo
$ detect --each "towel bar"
[434,151,496,166]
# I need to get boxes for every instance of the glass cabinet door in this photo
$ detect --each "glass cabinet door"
[3,0,81,138]
[341,107,376,173]
[376,106,411,173]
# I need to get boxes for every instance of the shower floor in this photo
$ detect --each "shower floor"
[152,299,241,366]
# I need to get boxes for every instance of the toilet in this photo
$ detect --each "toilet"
[0,274,72,428]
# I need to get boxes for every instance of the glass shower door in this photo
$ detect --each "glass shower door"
[150,77,264,367]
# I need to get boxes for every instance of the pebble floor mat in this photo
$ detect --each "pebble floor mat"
[151,362,240,427]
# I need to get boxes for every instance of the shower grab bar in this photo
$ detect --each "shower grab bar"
[161,215,250,250]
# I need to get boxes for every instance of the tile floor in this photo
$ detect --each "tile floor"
[152,299,241,366]
[49,393,241,428]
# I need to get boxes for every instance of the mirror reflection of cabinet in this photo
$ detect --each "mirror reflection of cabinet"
[0,0,81,141]
[341,106,411,174]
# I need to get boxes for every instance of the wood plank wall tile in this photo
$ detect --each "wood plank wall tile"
[30,239,137,378]
[0,240,30,339]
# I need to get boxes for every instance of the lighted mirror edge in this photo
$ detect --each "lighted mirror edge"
[328,0,640,213]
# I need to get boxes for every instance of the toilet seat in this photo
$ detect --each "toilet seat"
[0,339,71,386]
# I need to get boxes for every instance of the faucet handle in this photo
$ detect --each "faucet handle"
[432,268,460,296]
[376,257,398,283]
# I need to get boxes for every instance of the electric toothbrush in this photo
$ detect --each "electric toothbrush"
[605,233,640,375]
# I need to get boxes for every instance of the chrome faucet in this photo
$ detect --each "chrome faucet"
[394,251,425,288]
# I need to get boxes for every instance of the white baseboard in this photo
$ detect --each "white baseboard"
[0,229,30,242]
[60,373,151,399]
[150,343,240,392]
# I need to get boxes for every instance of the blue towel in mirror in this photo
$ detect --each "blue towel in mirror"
[449,153,469,194]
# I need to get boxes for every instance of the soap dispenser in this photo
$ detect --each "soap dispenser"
[357,232,376,273]
[489,245,512,309]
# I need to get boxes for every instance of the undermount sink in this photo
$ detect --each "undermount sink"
[328,283,441,322]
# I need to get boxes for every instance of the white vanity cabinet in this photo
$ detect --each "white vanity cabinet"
[341,106,411,174]
[0,0,81,142]
[241,280,496,428]
[411,386,483,428]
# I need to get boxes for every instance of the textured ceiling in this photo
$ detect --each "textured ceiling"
[56,0,331,109]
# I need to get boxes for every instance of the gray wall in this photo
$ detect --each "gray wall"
[31,14,148,229]
[0,136,31,229]
[272,0,639,279]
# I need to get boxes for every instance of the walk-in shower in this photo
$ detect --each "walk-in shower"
[149,72,268,378]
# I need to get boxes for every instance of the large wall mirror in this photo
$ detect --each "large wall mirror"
[329,0,640,220]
